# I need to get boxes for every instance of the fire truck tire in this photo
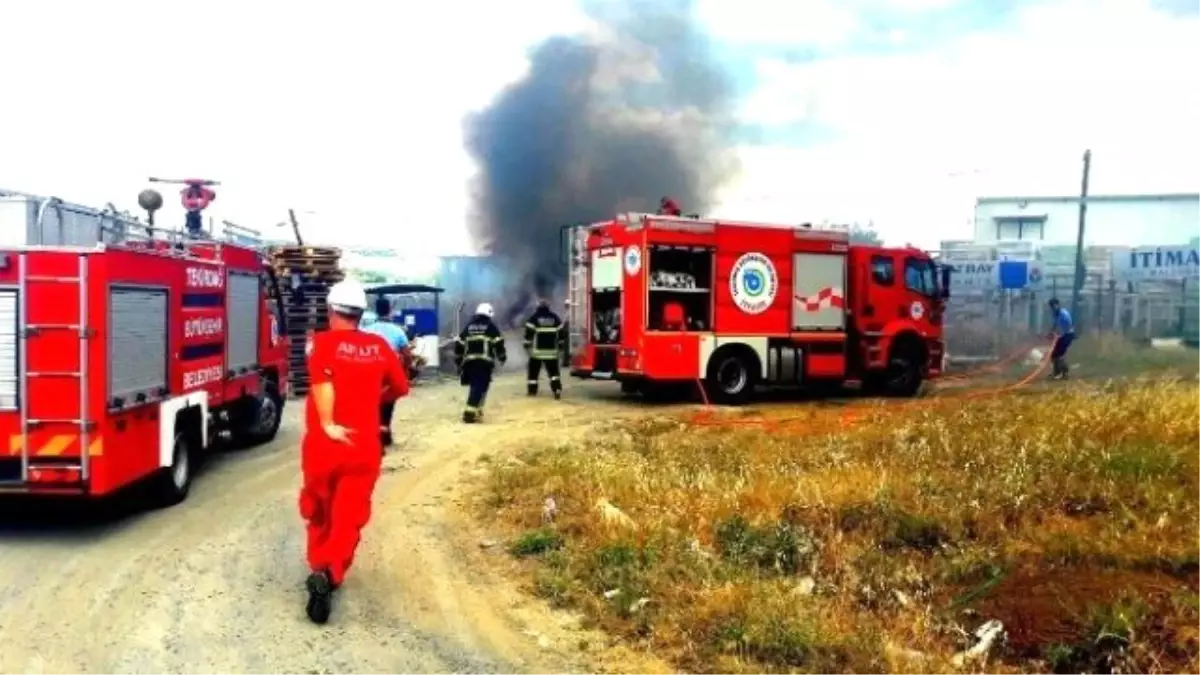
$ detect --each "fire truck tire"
[235,379,284,447]
[705,348,759,405]
[866,342,925,398]
[154,431,193,508]
[620,380,641,396]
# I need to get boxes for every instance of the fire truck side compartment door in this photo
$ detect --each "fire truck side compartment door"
[792,253,846,330]
[226,272,261,374]
[0,288,16,408]
[109,286,169,403]
[590,249,624,290]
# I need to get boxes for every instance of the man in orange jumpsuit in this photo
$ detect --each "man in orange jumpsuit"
[300,279,410,624]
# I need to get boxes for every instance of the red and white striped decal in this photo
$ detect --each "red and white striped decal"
[795,287,845,312]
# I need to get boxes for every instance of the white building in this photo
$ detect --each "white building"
[972,193,1199,246]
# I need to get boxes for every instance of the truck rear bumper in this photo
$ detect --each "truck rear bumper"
[0,483,87,496]
[0,458,88,495]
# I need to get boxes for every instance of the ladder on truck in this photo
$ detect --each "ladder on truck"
[16,251,93,485]
[565,225,590,362]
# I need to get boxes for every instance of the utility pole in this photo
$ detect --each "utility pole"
[1070,149,1091,319]
[287,208,305,246]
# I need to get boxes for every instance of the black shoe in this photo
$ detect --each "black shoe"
[305,571,333,624]
[553,390,561,400]
[527,390,537,397]
[463,411,478,424]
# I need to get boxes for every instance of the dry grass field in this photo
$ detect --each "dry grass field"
[473,339,1199,673]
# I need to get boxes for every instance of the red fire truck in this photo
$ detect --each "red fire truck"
[0,190,290,507]
[565,213,952,403]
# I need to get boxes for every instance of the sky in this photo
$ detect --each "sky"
[0,0,1196,255]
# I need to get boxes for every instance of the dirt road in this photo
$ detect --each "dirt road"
[0,373,636,674]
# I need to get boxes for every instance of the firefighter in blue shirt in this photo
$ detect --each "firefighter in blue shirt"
[1047,297,1075,380]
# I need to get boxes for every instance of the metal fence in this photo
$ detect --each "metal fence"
[943,272,1198,365]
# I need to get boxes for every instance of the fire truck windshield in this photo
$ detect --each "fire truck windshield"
[904,256,939,298]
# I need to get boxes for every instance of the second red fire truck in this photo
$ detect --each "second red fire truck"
[565,213,951,403]
[0,190,290,507]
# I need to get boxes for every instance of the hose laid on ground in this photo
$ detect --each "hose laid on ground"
[685,339,1054,432]
[939,340,1042,382]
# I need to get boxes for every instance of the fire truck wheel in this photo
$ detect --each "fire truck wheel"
[878,351,924,397]
[236,380,284,447]
[154,431,193,508]
[705,349,759,405]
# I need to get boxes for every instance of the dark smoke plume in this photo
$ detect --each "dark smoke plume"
[463,0,740,322]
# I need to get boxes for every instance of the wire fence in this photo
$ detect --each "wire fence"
[943,272,1197,367]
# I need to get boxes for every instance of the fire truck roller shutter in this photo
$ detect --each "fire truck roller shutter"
[226,271,261,376]
[0,288,16,409]
[792,253,846,331]
[108,286,169,407]
[699,335,768,404]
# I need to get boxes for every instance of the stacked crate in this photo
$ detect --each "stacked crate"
[267,245,345,397]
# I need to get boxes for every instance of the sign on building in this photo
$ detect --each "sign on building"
[945,259,997,291]
[944,257,1044,291]
[996,259,1044,291]
[1112,245,1200,283]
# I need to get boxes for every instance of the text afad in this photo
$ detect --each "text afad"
[336,341,383,362]
[186,267,224,290]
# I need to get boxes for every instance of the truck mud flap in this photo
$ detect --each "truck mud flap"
[0,458,21,484]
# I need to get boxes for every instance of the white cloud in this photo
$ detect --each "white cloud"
[0,0,589,255]
[696,0,863,49]
[720,0,1200,247]
[1,0,1193,254]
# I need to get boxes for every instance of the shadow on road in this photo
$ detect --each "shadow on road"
[0,435,281,539]
[561,376,892,411]
[0,491,147,539]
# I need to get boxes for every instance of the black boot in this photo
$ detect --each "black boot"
[463,410,478,424]
[553,389,562,400]
[305,570,333,624]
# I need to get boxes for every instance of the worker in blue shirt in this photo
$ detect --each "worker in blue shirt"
[360,296,411,447]
[1047,297,1075,380]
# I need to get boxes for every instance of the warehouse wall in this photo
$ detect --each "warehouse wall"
[973,194,1199,247]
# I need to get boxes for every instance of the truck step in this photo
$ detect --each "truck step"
[24,275,81,283]
[27,419,96,430]
[27,462,83,470]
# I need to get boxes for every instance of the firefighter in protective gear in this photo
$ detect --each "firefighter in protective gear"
[454,302,507,423]
[300,279,410,625]
[524,298,564,399]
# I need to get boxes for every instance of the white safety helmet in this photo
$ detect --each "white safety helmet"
[327,279,368,314]
[475,302,495,318]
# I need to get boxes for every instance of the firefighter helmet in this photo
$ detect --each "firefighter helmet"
[327,280,368,312]
[476,302,495,318]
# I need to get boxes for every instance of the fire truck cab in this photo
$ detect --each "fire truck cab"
[0,190,290,506]
[565,213,951,403]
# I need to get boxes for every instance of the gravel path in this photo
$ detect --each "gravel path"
[0,373,623,674]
